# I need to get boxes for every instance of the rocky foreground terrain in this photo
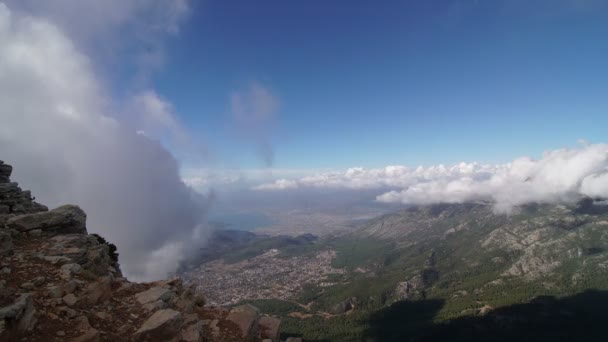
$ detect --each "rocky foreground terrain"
[0,160,281,342]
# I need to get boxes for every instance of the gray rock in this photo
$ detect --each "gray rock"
[7,205,87,234]
[62,293,78,306]
[0,163,12,178]
[135,287,174,305]
[0,294,37,333]
[134,309,183,341]
[60,263,82,280]
[142,300,167,312]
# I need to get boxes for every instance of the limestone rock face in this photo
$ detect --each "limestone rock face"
[7,204,87,234]
[134,309,183,341]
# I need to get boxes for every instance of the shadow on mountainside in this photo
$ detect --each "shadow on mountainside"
[363,289,608,342]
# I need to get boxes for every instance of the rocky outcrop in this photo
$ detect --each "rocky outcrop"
[0,160,280,342]
[134,309,183,341]
[331,297,358,314]
[0,160,47,219]
[7,205,87,234]
[395,268,439,301]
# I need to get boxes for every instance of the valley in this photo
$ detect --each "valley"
[184,200,608,341]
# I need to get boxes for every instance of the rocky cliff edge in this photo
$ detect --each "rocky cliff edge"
[0,160,280,342]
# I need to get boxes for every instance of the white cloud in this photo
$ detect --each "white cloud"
[254,144,608,213]
[253,179,298,191]
[231,82,280,166]
[128,90,188,145]
[2,0,190,84]
[0,2,207,281]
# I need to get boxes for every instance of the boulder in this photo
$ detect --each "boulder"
[259,316,281,342]
[7,205,87,234]
[134,309,183,341]
[181,320,204,342]
[0,294,37,333]
[226,304,260,338]
[62,294,78,306]
[135,287,174,305]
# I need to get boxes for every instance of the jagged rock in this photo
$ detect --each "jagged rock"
[0,294,37,333]
[135,287,174,305]
[226,304,260,338]
[259,316,281,342]
[0,162,12,179]
[181,320,204,342]
[7,205,87,234]
[0,230,13,256]
[134,309,183,341]
[142,300,167,312]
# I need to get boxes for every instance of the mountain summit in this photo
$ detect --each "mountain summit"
[0,160,280,342]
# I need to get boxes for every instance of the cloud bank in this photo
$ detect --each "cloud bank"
[0,2,209,281]
[254,144,608,213]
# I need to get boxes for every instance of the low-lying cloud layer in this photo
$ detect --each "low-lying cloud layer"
[254,144,608,213]
[0,2,209,281]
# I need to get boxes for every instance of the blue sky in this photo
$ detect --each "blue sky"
[149,0,608,170]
